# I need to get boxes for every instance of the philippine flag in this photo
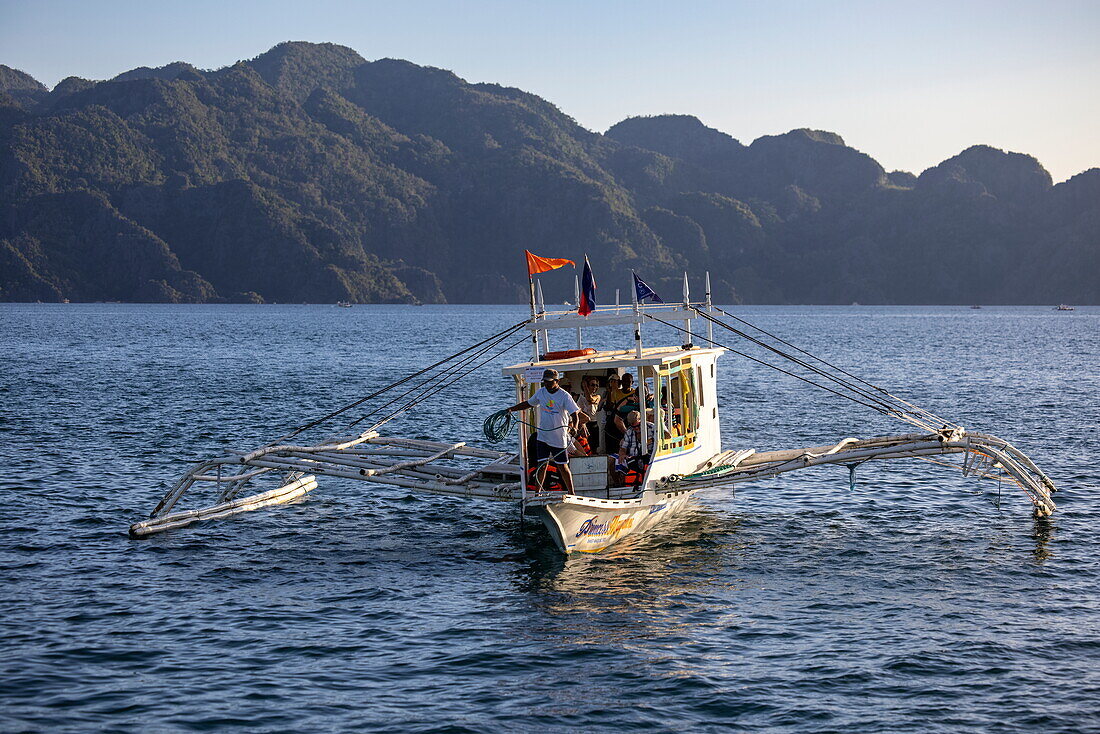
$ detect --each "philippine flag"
[579,255,596,317]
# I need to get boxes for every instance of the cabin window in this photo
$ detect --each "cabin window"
[679,366,697,437]
[656,363,698,455]
[696,365,704,406]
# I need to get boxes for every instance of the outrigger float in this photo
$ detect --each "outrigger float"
[130,268,1058,553]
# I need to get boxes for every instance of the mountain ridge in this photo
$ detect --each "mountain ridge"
[1,44,1096,304]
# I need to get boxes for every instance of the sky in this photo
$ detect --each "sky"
[1,0,1097,182]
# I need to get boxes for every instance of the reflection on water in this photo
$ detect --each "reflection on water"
[505,502,755,693]
[1032,517,1054,563]
[512,503,748,633]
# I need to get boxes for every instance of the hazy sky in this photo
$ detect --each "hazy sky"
[2,0,1097,181]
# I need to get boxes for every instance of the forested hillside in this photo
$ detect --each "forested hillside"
[1,42,1096,304]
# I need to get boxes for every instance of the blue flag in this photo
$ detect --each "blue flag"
[633,272,664,303]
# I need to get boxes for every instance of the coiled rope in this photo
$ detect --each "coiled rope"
[483,408,573,444]
[483,410,515,443]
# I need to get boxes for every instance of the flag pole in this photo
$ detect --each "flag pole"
[574,274,582,349]
[632,283,648,462]
[523,248,575,359]
[529,273,539,362]
[682,271,693,349]
[536,280,549,354]
[705,271,713,344]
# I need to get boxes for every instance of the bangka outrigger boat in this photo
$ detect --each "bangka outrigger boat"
[130,262,1058,553]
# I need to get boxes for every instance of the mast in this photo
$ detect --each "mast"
[632,279,649,469]
[682,272,693,348]
[632,280,643,360]
[574,274,582,349]
[705,271,713,344]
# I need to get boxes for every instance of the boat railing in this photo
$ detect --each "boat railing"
[537,299,710,319]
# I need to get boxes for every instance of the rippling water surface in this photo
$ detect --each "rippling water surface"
[2,304,1098,732]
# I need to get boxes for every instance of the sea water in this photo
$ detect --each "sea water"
[1,304,1098,732]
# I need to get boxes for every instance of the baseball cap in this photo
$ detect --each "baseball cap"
[542,369,561,382]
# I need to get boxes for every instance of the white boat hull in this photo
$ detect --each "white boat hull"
[532,489,697,553]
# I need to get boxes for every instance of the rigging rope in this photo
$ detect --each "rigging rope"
[273,318,531,443]
[363,329,532,435]
[690,308,945,431]
[706,306,955,430]
[643,311,942,433]
[271,300,951,453]
[352,324,529,430]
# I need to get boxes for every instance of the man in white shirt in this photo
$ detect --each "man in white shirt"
[507,369,591,494]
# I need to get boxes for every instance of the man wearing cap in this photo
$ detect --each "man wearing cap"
[615,410,655,485]
[507,369,591,494]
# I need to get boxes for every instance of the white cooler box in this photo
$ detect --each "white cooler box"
[569,456,609,491]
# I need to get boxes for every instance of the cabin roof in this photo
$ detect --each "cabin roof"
[502,346,724,376]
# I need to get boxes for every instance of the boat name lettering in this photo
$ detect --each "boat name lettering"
[648,503,667,514]
[576,514,634,538]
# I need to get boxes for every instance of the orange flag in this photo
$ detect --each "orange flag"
[525,249,575,277]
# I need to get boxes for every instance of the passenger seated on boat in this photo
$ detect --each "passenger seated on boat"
[612,377,653,435]
[560,378,577,401]
[603,375,625,454]
[506,368,591,494]
[611,376,638,433]
[568,432,591,457]
[578,376,603,453]
[606,374,629,406]
[615,410,654,486]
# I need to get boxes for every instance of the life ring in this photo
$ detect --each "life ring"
[540,348,596,361]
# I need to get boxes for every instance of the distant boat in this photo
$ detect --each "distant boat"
[970,305,982,309]
[337,301,353,308]
[1054,304,1075,311]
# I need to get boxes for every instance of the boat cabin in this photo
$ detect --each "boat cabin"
[504,291,725,501]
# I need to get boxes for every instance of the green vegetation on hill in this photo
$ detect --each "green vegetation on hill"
[0,45,1096,304]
